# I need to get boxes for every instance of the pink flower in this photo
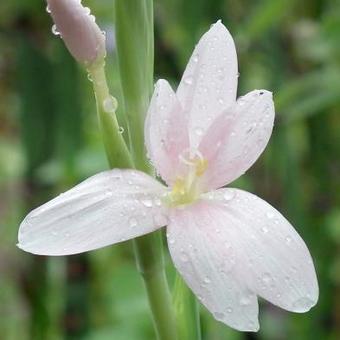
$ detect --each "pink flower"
[18,21,318,331]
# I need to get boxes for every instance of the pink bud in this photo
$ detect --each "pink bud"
[47,0,106,65]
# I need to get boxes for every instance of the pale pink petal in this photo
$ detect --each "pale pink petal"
[18,170,169,255]
[199,90,274,190]
[47,0,106,64]
[176,21,238,148]
[167,201,260,332]
[203,188,318,313]
[145,79,189,185]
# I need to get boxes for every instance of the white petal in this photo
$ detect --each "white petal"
[145,79,189,185]
[176,21,238,148]
[18,169,169,255]
[199,90,274,190]
[205,188,319,313]
[167,202,260,332]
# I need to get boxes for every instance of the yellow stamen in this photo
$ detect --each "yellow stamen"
[165,152,209,207]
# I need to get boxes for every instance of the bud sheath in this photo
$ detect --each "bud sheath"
[47,0,106,65]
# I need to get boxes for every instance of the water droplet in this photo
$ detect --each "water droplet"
[106,189,113,197]
[103,96,117,113]
[180,252,189,262]
[168,239,175,245]
[51,230,58,236]
[194,127,204,136]
[83,7,91,15]
[204,277,211,284]
[226,307,233,313]
[46,4,51,13]
[285,236,292,244]
[223,243,231,251]
[261,226,269,234]
[218,97,224,105]
[240,295,252,306]
[266,211,275,219]
[192,54,199,63]
[184,76,193,85]
[261,273,273,285]
[118,126,124,134]
[213,311,225,319]
[128,217,138,228]
[51,24,60,36]
[223,190,235,201]
[141,198,153,208]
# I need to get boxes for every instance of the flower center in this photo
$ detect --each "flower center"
[166,148,208,206]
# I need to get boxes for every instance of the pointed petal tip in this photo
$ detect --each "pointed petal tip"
[209,19,230,35]
[256,89,273,98]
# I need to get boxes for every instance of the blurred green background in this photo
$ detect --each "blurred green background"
[0,0,339,339]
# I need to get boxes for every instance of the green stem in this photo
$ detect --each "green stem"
[88,63,133,169]
[89,63,177,339]
[173,274,202,340]
[133,233,178,340]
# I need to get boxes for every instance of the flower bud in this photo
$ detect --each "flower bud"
[47,0,106,66]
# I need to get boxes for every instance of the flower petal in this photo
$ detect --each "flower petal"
[167,201,260,332]
[199,90,274,190]
[205,188,319,313]
[18,169,169,255]
[145,79,189,185]
[176,21,238,148]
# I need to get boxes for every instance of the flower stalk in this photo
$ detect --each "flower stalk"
[114,1,177,339]
[173,274,202,340]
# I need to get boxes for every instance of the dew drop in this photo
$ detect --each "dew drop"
[194,127,204,136]
[285,236,292,245]
[192,54,199,63]
[261,226,269,234]
[83,6,91,15]
[240,295,252,306]
[103,96,117,113]
[141,198,153,208]
[51,24,60,36]
[266,211,275,219]
[128,217,138,228]
[118,126,124,134]
[180,252,189,262]
[218,97,224,105]
[226,307,233,313]
[223,190,235,201]
[261,272,273,285]
[184,76,193,85]
[46,4,51,13]
[204,277,211,284]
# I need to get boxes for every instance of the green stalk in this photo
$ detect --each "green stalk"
[88,63,133,169]
[113,1,177,339]
[88,62,177,339]
[173,274,202,340]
